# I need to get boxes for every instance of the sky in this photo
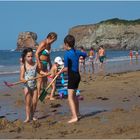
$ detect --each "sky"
[0,1,140,50]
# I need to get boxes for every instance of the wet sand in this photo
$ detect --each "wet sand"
[1,71,140,138]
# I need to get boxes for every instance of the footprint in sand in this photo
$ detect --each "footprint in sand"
[15,100,24,107]
[112,108,125,112]
[32,121,41,128]
[3,94,11,96]
[123,82,128,84]
[14,136,22,139]
[50,103,61,108]
[122,98,130,102]
[51,109,57,112]
[96,97,109,101]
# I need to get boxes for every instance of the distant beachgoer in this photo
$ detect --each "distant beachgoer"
[135,50,139,60]
[35,32,57,97]
[58,35,87,123]
[79,46,86,74]
[129,49,133,60]
[88,47,94,77]
[46,56,64,101]
[98,45,106,70]
[95,50,99,64]
[20,48,47,123]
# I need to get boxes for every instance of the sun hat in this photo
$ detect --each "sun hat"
[54,56,64,65]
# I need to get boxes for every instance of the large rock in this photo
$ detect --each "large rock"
[16,31,38,51]
[69,18,140,50]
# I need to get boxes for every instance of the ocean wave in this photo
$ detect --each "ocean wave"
[106,56,139,62]
[0,71,19,75]
[85,56,139,64]
[0,65,4,68]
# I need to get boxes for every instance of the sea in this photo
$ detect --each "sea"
[0,49,140,90]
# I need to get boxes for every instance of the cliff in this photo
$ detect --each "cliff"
[16,31,38,51]
[69,18,140,50]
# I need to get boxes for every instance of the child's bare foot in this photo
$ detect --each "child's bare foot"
[45,95,50,100]
[38,94,41,98]
[24,118,30,123]
[32,117,38,121]
[68,117,78,123]
[50,97,55,101]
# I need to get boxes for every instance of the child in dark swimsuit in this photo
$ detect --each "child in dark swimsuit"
[58,35,87,123]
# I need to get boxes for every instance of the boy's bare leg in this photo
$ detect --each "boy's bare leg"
[68,89,78,123]
[74,90,80,115]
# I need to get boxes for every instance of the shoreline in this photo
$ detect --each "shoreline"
[1,70,140,138]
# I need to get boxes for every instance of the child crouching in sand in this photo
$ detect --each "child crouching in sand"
[46,56,64,100]
[20,48,48,122]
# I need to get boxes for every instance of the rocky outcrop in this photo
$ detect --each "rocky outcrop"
[16,31,38,51]
[69,18,140,50]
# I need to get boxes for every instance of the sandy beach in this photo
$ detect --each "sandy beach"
[1,71,140,138]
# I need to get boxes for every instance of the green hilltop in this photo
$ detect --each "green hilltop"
[70,18,140,30]
[99,18,140,25]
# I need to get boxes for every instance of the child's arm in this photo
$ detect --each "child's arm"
[20,65,26,83]
[39,70,51,76]
[36,65,51,76]
[57,66,66,75]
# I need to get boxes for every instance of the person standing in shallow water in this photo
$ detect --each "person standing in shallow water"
[88,47,95,79]
[98,45,106,71]
[135,50,139,60]
[129,49,133,60]
[58,35,87,123]
[79,46,86,74]
[35,32,57,97]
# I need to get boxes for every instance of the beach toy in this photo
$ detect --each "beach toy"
[61,73,65,85]
[76,89,80,96]
[58,89,67,99]
[56,69,68,98]
[57,88,81,99]
[39,66,64,102]
[58,88,68,98]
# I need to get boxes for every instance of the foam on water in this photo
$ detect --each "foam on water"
[0,71,20,75]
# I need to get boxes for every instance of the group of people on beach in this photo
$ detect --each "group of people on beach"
[79,45,106,77]
[129,49,139,61]
[20,32,87,123]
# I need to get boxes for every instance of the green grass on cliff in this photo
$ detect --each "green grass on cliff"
[99,18,140,25]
